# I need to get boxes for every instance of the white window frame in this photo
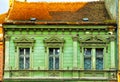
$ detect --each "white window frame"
[83,47,104,70]
[18,48,31,70]
[48,48,60,70]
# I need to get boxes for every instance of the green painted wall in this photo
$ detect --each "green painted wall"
[4,25,117,82]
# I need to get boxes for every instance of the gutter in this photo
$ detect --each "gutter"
[3,21,116,26]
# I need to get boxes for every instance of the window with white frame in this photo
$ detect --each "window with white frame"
[49,48,60,70]
[84,48,104,70]
[78,36,108,70]
[14,36,35,70]
[19,48,30,70]
[44,36,65,70]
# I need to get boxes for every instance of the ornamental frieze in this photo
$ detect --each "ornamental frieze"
[14,36,35,52]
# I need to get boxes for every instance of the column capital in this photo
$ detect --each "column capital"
[109,36,116,41]
[5,35,11,41]
[72,36,78,41]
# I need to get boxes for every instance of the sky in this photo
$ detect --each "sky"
[0,0,9,14]
[0,0,99,14]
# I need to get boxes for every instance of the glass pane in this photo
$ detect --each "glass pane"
[84,48,91,55]
[26,48,30,55]
[55,48,60,55]
[49,57,53,70]
[49,48,53,55]
[25,57,29,69]
[19,48,24,56]
[19,48,30,69]
[96,58,103,70]
[49,48,60,70]
[96,48,103,70]
[84,58,91,70]
[55,57,59,69]
[19,57,24,69]
[96,48,103,56]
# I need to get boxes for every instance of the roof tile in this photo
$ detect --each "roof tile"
[8,1,52,20]
[0,13,7,24]
[7,1,111,23]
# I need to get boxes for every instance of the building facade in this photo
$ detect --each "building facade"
[4,1,117,82]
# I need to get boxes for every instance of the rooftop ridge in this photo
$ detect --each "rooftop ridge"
[15,1,104,3]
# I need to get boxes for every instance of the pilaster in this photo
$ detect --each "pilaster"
[72,36,78,69]
[4,35,10,70]
[110,36,116,69]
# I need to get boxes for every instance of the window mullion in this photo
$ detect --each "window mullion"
[53,49,55,70]
[53,56,55,70]
[24,49,26,69]
[92,48,96,69]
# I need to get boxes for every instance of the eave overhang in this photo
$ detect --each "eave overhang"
[3,21,117,26]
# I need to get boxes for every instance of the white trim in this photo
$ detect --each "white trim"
[4,77,110,80]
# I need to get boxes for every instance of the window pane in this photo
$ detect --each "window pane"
[84,48,91,55]
[19,57,24,69]
[49,48,53,55]
[49,57,53,70]
[96,58,103,70]
[96,48,103,70]
[84,58,91,70]
[19,48,24,56]
[84,48,91,70]
[26,48,30,55]
[55,57,59,69]
[55,48,60,55]
[96,48,103,56]
[19,48,24,69]
[25,57,29,69]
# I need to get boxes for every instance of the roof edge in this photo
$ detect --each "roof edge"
[3,21,116,26]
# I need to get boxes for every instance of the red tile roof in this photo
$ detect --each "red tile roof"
[7,2,52,20]
[6,1,111,24]
[50,2,111,22]
[0,13,7,24]
[47,2,87,12]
